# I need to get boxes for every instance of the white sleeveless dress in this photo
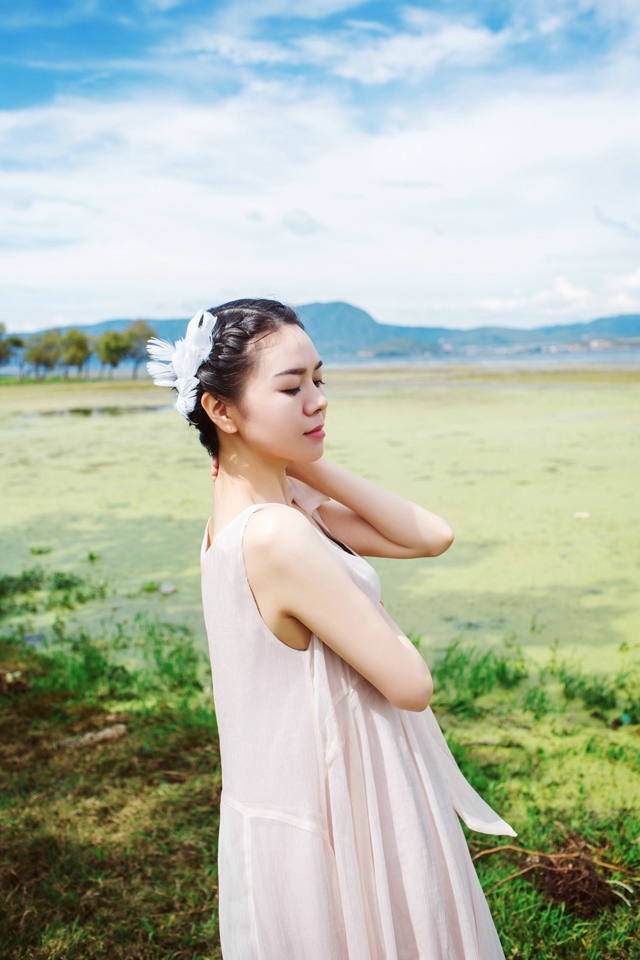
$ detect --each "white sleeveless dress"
[201,477,515,960]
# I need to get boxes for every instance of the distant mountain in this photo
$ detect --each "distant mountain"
[298,305,640,358]
[297,303,640,352]
[20,303,640,360]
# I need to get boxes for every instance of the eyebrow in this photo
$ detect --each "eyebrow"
[273,359,323,377]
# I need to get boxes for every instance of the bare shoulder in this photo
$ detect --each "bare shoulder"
[243,503,324,569]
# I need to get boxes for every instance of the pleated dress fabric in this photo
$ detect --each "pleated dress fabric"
[201,477,516,960]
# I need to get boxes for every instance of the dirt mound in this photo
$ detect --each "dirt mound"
[539,841,618,918]
[474,837,633,918]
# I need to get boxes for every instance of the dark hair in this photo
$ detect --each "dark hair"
[188,298,305,457]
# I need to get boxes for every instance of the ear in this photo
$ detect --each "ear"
[201,392,239,435]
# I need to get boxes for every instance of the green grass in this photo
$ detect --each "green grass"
[0,701,222,959]
[468,807,640,960]
[2,602,640,958]
[0,617,221,960]
[429,638,640,958]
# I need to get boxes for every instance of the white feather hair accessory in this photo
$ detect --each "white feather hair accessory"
[146,309,218,419]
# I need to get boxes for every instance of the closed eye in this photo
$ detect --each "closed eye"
[283,379,325,396]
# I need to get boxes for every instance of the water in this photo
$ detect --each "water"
[323,349,640,371]
[20,404,173,419]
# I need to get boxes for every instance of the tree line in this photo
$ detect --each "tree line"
[0,320,157,380]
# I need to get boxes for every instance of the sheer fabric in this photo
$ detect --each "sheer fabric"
[201,478,515,959]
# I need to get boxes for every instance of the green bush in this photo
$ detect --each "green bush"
[0,566,106,619]
[429,637,528,716]
[0,614,205,702]
[0,566,46,617]
[559,664,618,711]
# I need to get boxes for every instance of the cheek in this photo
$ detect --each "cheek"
[242,394,300,439]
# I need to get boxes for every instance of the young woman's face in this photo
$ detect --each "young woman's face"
[231,324,328,463]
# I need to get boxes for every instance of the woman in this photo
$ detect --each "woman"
[147,299,515,960]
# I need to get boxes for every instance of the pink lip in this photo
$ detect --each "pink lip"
[304,426,325,438]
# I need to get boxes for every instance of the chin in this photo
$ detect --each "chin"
[284,444,324,464]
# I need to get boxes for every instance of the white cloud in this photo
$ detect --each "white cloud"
[556,277,590,302]
[475,298,525,312]
[595,207,640,237]
[169,10,514,84]
[299,17,512,83]
[163,30,293,65]
[475,278,592,319]
[282,209,323,234]
[615,265,640,290]
[534,276,591,307]
[1,47,640,331]
[609,292,640,311]
[537,15,564,36]
[608,265,640,310]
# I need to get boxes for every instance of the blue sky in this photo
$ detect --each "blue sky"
[2,0,639,330]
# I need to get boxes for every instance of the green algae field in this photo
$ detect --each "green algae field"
[2,366,638,666]
[1,365,640,958]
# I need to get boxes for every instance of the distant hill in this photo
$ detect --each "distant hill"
[298,303,640,353]
[19,303,640,361]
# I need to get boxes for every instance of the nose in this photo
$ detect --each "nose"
[306,384,328,415]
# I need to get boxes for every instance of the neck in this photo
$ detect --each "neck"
[211,442,292,527]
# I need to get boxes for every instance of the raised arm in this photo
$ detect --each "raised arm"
[286,459,454,559]
[243,505,433,712]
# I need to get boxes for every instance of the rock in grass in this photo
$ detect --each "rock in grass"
[105,712,129,724]
[0,669,28,695]
[60,724,127,749]
[159,582,177,595]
